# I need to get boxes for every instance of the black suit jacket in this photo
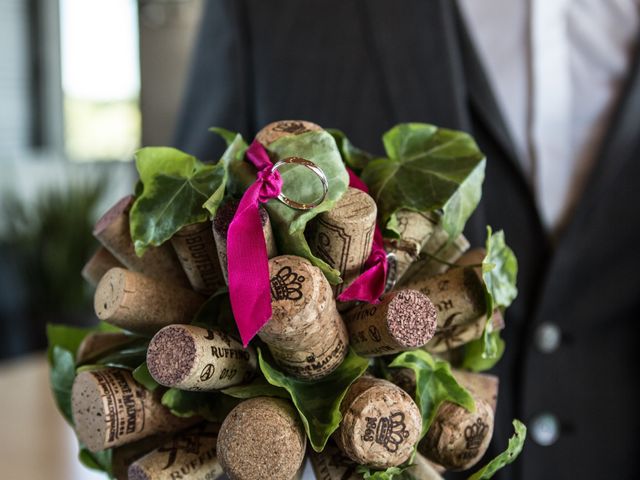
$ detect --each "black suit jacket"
[174,1,640,478]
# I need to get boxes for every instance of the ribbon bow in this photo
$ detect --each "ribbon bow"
[336,168,388,304]
[227,140,282,346]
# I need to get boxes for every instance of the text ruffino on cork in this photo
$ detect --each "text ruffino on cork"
[170,221,225,295]
[217,397,306,480]
[307,187,377,298]
[343,289,437,356]
[128,423,222,480]
[213,200,277,284]
[259,255,349,380]
[94,267,205,334]
[335,376,422,469]
[93,195,190,287]
[147,325,257,391]
[72,368,197,452]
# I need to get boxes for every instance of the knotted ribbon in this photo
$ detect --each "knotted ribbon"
[227,140,282,346]
[337,168,388,304]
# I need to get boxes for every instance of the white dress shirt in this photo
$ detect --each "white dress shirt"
[458,0,639,231]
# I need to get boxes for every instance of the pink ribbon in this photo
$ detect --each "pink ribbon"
[337,169,388,304]
[227,141,282,346]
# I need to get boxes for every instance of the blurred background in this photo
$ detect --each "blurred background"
[0,1,204,477]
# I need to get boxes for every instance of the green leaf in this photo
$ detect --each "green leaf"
[461,331,506,372]
[361,123,486,234]
[49,346,77,424]
[467,420,527,480]
[479,227,518,358]
[46,322,120,363]
[258,347,369,452]
[161,389,239,423]
[358,465,412,480]
[92,337,149,370]
[130,147,226,256]
[132,362,159,392]
[222,376,289,399]
[327,128,376,173]
[79,447,113,477]
[389,350,475,437]
[223,130,349,282]
[203,129,249,215]
[441,159,485,240]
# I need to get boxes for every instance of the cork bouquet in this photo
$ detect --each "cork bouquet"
[47,120,527,480]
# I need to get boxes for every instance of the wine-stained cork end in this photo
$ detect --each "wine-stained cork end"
[255,120,323,146]
[217,397,306,480]
[147,325,197,387]
[387,290,437,347]
[94,267,127,321]
[93,195,134,237]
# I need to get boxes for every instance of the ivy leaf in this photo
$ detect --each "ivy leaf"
[258,348,369,451]
[161,389,239,423]
[357,465,412,480]
[389,350,475,437]
[79,447,113,478]
[46,322,120,363]
[479,227,518,358]
[49,346,77,424]
[461,331,506,372]
[467,420,527,480]
[327,128,376,173]
[132,362,159,392]
[361,123,485,236]
[222,376,289,399]
[130,147,226,256]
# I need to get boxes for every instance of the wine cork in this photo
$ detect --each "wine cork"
[93,195,190,287]
[72,368,197,452]
[419,396,494,471]
[384,210,439,290]
[400,234,471,283]
[170,221,225,295]
[309,441,360,480]
[424,309,504,353]
[217,397,306,480]
[111,435,169,480]
[308,187,377,298]
[128,423,223,480]
[401,266,486,331]
[255,119,323,146]
[94,267,206,334]
[259,255,349,380]
[335,376,422,469]
[212,200,277,284]
[147,325,257,391]
[81,247,124,287]
[408,453,446,480]
[455,248,486,268]
[452,370,499,413]
[343,289,437,357]
[76,332,132,365]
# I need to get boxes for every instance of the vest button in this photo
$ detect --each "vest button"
[530,412,560,446]
[534,322,561,353]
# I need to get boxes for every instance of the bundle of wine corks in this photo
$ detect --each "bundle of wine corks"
[68,120,508,479]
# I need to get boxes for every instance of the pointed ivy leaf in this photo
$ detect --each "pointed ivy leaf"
[161,389,239,423]
[441,159,485,240]
[361,123,485,234]
[258,347,369,452]
[461,331,506,372]
[130,147,226,256]
[221,376,289,399]
[478,227,518,358]
[390,350,475,437]
[327,128,376,173]
[49,346,77,424]
[79,447,113,477]
[467,420,527,480]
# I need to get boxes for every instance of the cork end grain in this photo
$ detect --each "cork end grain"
[217,397,306,480]
[93,195,134,236]
[323,188,377,225]
[127,464,149,480]
[387,290,437,348]
[72,371,110,452]
[94,267,127,321]
[147,325,197,387]
[255,120,322,146]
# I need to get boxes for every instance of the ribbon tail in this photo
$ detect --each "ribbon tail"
[337,259,387,303]
[227,182,273,347]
